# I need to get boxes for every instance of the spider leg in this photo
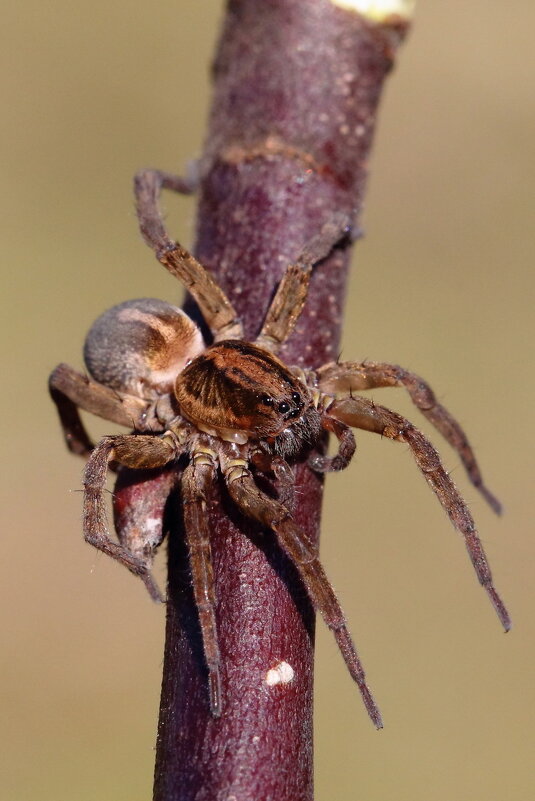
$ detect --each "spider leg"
[309,415,356,473]
[316,361,501,514]
[221,456,382,728]
[83,433,179,601]
[181,454,222,717]
[134,169,242,341]
[255,213,352,353]
[49,363,151,457]
[328,395,511,632]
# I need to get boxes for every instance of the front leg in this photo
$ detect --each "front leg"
[316,360,501,514]
[134,168,243,341]
[83,433,179,601]
[255,213,352,354]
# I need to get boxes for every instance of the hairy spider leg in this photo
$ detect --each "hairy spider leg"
[317,361,501,514]
[255,212,352,354]
[182,456,223,717]
[83,434,179,602]
[221,455,383,729]
[133,169,354,349]
[327,395,511,632]
[134,169,242,341]
[49,363,150,456]
[49,369,96,457]
[308,414,357,473]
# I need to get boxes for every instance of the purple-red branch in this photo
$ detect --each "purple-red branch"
[124,3,409,800]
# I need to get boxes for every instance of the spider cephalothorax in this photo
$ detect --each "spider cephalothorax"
[49,169,510,727]
[175,340,313,442]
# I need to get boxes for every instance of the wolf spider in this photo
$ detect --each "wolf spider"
[49,169,509,727]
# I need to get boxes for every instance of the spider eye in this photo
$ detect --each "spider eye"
[277,401,290,414]
[291,392,301,404]
[260,394,274,406]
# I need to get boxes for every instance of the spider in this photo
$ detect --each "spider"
[49,169,510,728]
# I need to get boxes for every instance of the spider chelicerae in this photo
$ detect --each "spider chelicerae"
[49,169,510,728]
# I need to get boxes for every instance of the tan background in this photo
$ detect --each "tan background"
[2,2,533,799]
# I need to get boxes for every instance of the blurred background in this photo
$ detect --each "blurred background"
[2,2,533,799]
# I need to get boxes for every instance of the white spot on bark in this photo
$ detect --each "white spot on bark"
[265,661,295,686]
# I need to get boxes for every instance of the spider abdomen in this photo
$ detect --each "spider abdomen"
[83,298,205,399]
[175,340,312,442]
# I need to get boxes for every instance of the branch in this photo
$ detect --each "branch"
[146,2,410,799]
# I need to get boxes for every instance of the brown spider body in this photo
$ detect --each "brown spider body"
[175,340,310,442]
[49,168,510,727]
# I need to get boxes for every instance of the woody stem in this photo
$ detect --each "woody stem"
[153,3,409,800]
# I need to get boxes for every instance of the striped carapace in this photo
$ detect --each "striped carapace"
[175,340,310,441]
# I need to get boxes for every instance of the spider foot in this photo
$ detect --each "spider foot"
[477,483,503,516]
[333,626,383,729]
[208,668,222,718]
[359,682,383,730]
[486,585,511,632]
[141,570,165,604]
[107,545,164,603]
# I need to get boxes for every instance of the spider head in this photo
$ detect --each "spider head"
[174,340,313,443]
